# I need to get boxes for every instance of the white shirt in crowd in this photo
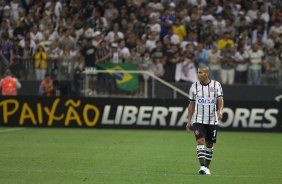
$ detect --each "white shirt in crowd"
[145,39,156,52]
[10,1,20,22]
[234,51,249,71]
[269,24,282,35]
[55,1,63,18]
[149,23,161,33]
[170,34,180,45]
[208,50,221,70]
[119,47,130,58]
[19,39,37,51]
[213,19,226,34]
[187,0,207,7]
[246,9,258,22]
[106,31,124,43]
[248,50,264,70]
[201,14,215,23]
[30,31,44,43]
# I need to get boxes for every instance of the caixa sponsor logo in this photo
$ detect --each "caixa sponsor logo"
[197,98,215,105]
[219,108,279,129]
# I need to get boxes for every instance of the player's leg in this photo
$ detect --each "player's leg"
[197,138,206,167]
[204,142,213,175]
[193,123,206,174]
[204,125,218,175]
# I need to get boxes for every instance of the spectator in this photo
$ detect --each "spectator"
[58,28,76,51]
[175,44,198,83]
[194,43,209,68]
[217,32,235,50]
[48,41,62,80]
[164,27,180,45]
[30,25,44,44]
[92,31,103,49]
[147,13,161,38]
[109,43,122,64]
[11,37,21,78]
[0,0,281,91]
[234,46,249,84]
[145,32,158,52]
[151,40,165,63]
[203,34,217,50]
[126,33,138,50]
[234,11,251,34]
[34,43,48,80]
[186,16,201,38]
[269,19,282,35]
[248,44,264,85]
[246,2,259,22]
[118,39,130,62]
[152,55,165,78]
[0,69,21,96]
[19,32,36,52]
[58,44,75,80]
[80,35,97,94]
[213,14,226,36]
[89,8,108,32]
[81,35,96,68]
[130,47,142,66]
[105,23,124,43]
[0,32,14,74]
[200,7,215,24]
[2,5,12,22]
[163,44,180,82]
[172,17,186,42]
[129,12,143,37]
[159,8,174,39]
[95,40,111,63]
[251,24,266,44]
[138,51,154,96]
[137,6,148,27]
[211,0,223,15]
[10,0,21,25]
[72,45,84,96]
[220,43,236,84]
[126,0,137,14]
[188,0,207,9]
[223,18,236,36]
[104,1,119,28]
[263,49,280,84]
[38,73,54,96]
[208,46,222,82]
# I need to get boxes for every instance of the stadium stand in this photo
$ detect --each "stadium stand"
[0,0,281,96]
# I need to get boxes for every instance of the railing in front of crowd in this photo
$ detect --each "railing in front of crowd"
[82,69,189,99]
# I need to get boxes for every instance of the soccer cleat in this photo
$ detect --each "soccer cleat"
[198,166,206,175]
[205,167,211,175]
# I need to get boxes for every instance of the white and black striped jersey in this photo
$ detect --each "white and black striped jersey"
[189,80,223,125]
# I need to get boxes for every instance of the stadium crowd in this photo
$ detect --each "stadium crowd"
[0,0,282,94]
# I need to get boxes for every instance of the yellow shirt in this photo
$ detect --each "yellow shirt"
[34,51,47,69]
[172,25,187,42]
[217,39,235,49]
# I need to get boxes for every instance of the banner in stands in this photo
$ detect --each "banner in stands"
[0,97,281,132]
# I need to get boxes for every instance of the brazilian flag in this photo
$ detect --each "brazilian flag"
[96,63,139,92]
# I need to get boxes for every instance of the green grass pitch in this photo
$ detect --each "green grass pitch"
[0,127,281,184]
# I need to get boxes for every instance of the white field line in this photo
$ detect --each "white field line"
[0,127,25,133]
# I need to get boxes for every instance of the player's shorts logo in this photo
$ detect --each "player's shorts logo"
[195,129,200,135]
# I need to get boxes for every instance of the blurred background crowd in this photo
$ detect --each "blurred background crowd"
[0,0,282,90]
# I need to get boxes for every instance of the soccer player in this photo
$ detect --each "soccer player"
[186,66,224,175]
